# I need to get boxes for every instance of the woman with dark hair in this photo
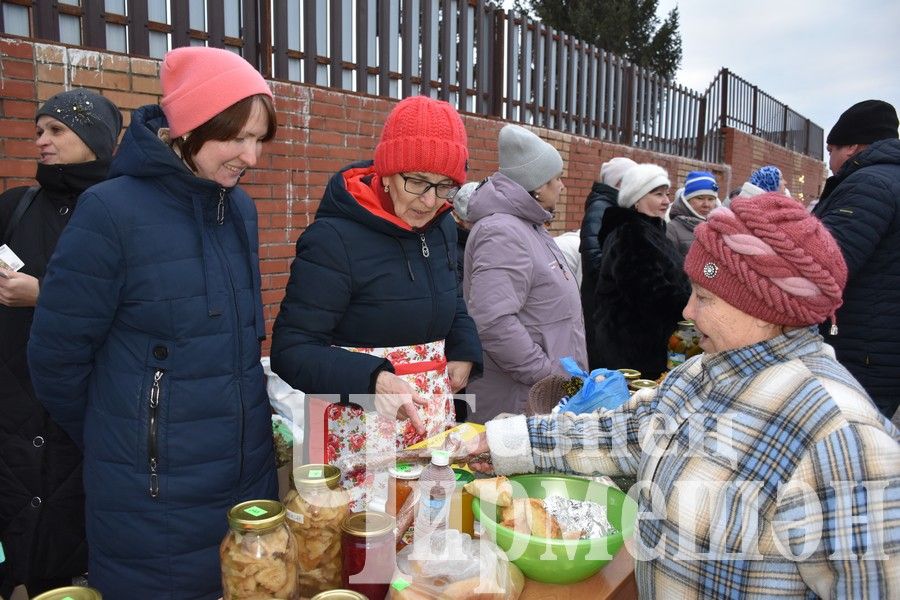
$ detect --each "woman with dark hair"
[0,88,121,597]
[27,47,278,598]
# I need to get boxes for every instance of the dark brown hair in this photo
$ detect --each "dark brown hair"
[174,94,277,172]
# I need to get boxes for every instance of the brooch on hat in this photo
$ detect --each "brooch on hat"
[703,262,719,278]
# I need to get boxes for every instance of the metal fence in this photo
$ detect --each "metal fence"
[0,0,823,161]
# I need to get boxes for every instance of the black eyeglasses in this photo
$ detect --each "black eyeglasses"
[398,173,460,199]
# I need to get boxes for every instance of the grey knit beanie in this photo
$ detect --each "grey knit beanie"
[452,181,479,221]
[498,124,563,192]
[36,88,123,161]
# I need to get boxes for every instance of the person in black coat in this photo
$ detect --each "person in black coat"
[580,157,636,368]
[271,97,482,506]
[588,164,691,380]
[0,89,121,596]
[814,99,900,419]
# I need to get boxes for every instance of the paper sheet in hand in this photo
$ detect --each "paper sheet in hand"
[0,244,24,273]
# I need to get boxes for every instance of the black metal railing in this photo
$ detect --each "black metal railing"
[0,0,823,161]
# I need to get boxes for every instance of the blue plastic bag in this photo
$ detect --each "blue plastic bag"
[556,357,631,414]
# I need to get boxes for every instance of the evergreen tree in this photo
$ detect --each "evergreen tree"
[511,0,682,79]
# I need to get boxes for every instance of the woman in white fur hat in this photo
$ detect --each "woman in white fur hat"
[587,163,691,379]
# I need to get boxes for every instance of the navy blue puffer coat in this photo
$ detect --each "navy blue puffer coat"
[270,162,482,398]
[813,137,900,418]
[27,104,277,599]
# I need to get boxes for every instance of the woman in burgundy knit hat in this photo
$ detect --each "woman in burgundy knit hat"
[466,192,899,599]
[271,96,482,508]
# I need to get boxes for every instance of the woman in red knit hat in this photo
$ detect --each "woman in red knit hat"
[271,96,482,508]
[466,193,899,599]
[27,47,279,598]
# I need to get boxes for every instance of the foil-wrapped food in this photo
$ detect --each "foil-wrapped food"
[542,494,618,539]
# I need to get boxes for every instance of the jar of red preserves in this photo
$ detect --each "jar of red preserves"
[340,511,396,600]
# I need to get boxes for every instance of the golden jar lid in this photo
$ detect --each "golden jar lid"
[293,463,341,489]
[617,368,641,380]
[388,462,424,480]
[677,320,695,327]
[341,511,395,538]
[32,587,103,600]
[227,499,285,532]
[628,378,659,391]
[311,590,369,600]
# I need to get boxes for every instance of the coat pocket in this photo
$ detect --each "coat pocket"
[137,359,170,499]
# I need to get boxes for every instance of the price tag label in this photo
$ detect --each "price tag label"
[244,505,268,517]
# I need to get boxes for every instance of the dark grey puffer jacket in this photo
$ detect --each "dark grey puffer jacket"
[813,137,900,418]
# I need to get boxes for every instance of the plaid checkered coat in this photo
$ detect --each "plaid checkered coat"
[487,327,900,598]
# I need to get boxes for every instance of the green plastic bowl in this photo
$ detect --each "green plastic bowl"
[472,474,637,584]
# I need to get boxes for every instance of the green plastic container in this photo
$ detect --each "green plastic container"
[472,473,638,584]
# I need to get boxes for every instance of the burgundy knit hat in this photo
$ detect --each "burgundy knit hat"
[374,96,468,185]
[684,193,847,328]
[161,47,272,139]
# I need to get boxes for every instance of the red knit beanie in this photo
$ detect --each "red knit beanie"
[684,193,847,327]
[161,47,273,139]
[374,96,468,185]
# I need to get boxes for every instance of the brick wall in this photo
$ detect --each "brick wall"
[723,128,827,205]
[0,37,824,348]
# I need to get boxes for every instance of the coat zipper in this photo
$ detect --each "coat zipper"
[419,233,430,257]
[148,368,164,498]
[217,188,226,225]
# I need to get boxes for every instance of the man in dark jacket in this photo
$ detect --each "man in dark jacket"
[580,156,636,368]
[813,99,900,419]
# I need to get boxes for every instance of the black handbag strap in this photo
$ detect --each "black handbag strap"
[3,185,40,242]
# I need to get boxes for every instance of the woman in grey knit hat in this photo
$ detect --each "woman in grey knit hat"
[462,124,587,423]
[0,88,122,596]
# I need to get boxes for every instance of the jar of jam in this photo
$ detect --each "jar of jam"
[220,499,299,600]
[32,587,103,600]
[449,468,475,536]
[340,511,396,600]
[386,462,422,516]
[285,464,350,598]
[311,590,369,600]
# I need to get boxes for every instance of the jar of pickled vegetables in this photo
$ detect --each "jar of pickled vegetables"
[284,463,351,598]
[220,499,299,600]
[32,587,103,600]
[340,511,396,600]
[667,320,701,368]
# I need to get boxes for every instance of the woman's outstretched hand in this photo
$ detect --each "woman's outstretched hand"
[374,371,429,435]
[462,431,494,474]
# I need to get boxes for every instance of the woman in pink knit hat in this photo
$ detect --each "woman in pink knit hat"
[271,96,482,509]
[466,193,899,599]
[27,47,279,598]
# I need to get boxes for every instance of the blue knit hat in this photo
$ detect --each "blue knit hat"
[749,166,782,193]
[683,171,718,202]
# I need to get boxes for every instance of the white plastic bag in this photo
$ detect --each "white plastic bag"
[260,356,304,446]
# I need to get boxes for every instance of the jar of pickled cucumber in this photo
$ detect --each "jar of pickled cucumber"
[285,463,351,598]
[220,499,299,600]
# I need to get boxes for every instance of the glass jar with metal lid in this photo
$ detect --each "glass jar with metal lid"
[32,587,103,600]
[387,462,423,517]
[628,379,659,393]
[311,590,369,600]
[340,511,396,600]
[667,320,701,369]
[220,499,299,600]
[284,464,350,598]
[616,368,641,381]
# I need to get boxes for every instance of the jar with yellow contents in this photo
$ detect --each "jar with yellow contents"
[220,499,299,600]
[284,463,351,598]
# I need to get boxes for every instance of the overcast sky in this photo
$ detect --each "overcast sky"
[655,0,900,141]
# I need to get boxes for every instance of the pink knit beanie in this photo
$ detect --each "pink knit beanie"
[161,47,273,138]
[374,96,469,185]
[684,193,847,328]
